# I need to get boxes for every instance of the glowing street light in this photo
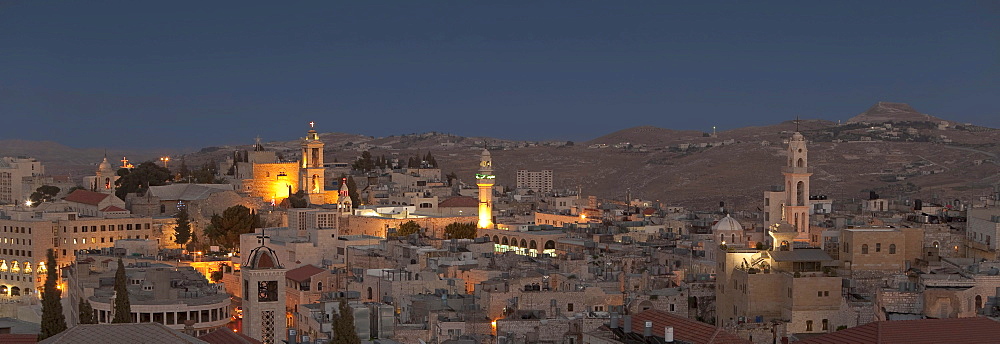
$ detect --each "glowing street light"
[160,156,170,168]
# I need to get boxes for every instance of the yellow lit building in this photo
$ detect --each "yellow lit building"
[245,123,338,206]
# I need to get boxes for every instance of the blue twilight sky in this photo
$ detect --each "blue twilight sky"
[1,1,998,149]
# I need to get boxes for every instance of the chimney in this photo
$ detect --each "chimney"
[664,326,674,343]
[623,315,632,333]
[643,321,652,337]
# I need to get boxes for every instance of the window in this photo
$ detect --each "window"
[567,303,574,312]
[822,319,828,331]
[861,244,869,254]
[824,291,829,297]
[889,244,896,254]
[876,243,881,252]
[818,291,823,297]
[806,320,813,331]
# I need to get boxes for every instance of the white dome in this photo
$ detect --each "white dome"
[97,157,114,173]
[713,214,743,232]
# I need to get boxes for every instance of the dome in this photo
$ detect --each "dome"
[245,245,282,269]
[791,132,805,141]
[97,157,114,173]
[712,214,743,232]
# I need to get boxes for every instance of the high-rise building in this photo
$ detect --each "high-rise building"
[0,157,44,205]
[476,149,495,229]
[516,170,553,193]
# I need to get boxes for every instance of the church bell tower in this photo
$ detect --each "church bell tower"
[242,230,287,344]
[300,122,326,204]
[781,132,812,239]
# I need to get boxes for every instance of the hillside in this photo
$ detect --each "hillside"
[9,102,1000,211]
[847,102,946,124]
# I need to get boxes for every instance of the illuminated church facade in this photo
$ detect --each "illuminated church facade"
[237,123,338,206]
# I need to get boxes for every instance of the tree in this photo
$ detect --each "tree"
[178,158,191,179]
[114,161,173,199]
[174,208,192,247]
[394,220,420,237]
[346,176,360,206]
[351,151,375,172]
[39,249,67,340]
[210,270,224,283]
[206,205,261,251]
[112,258,132,323]
[424,151,437,168]
[333,298,360,344]
[445,172,458,187]
[287,190,309,208]
[444,222,477,239]
[78,298,96,324]
[30,185,61,206]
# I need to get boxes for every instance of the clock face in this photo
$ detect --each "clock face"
[257,280,278,302]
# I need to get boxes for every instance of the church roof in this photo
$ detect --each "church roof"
[285,264,325,283]
[148,184,234,201]
[198,328,262,344]
[64,189,111,206]
[439,196,478,208]
[98,157,114,172]
[100,205,127,212]
[38,323,207,344]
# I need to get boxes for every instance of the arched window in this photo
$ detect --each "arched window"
[316,282,322,291]
[797,158,804,168]
[933,241,940,248]
[721,234,725,242]
[732,234,736,243]
[861,244,869,254]
[889,244,896,254]
[796,181,805,206]
[367,287,373,300]
[977,295,983,310]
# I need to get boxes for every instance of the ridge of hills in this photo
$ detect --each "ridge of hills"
[3,102,998,210]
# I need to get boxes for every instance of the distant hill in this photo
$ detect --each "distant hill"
[5,102,999,212]
[847,102,946,124]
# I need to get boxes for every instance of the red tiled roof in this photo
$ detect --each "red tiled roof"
[0,334,38,344]
[198,328,261,344]
[796,317,1000,344]
[439,196,479,208]
[285,264,324,283]
[64,189,110,206]
[100,205,126,212]
[630,309,751,344]
[642,208,656,216]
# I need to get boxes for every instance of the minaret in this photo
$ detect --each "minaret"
[242,230,287,344]
[476,149,495,229]
[300,122,325,203]
[782,132,812,239]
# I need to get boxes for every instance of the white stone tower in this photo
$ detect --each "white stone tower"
[242,230,287,344]
[300,122,326,204]
[476,149,495,229]
[782,132,812,239]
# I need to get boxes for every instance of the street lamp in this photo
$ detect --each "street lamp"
[160,156,170,168]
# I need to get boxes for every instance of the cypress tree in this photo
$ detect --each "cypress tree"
[111,258,132,323]
[78,298,96,324]
[333,298,361,344]
[174,207,192,248]
[39,249,67,340]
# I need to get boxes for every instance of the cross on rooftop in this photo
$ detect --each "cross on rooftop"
[309,121,315,129]
[256,227,270,245]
